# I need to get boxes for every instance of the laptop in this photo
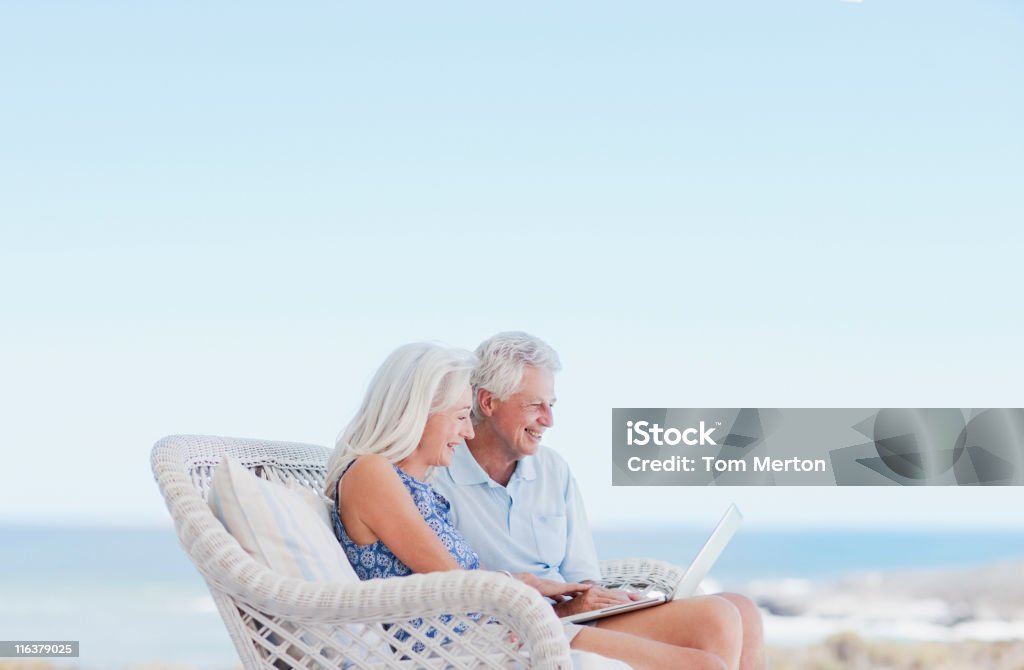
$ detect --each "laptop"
[560,504,743,624]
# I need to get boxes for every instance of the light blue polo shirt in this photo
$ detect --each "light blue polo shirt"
[432,443,601,583]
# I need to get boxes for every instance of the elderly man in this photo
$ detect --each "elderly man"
[433,332,765,670]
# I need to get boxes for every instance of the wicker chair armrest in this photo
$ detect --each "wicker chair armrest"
[235,570,571,668]
[214,567,558,627]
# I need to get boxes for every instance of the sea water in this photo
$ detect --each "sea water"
[3,525,1024,669]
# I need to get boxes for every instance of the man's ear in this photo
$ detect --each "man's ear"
[477,388,497,417]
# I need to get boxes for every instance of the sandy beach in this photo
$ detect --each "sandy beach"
[767,634,1024,670]
[747,559,1024,649]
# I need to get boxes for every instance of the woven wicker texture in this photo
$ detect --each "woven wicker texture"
[152,434,669,669]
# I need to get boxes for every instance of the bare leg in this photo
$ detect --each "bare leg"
[718,592,765,670]
[571,625,727,670]
[593,596,743,670]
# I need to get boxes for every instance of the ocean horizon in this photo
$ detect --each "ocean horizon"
[4,525,1024,668]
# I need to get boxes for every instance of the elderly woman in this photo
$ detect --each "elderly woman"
[325,343,737,670]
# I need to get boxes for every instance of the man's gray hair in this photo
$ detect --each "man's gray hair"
[471,331,562,423]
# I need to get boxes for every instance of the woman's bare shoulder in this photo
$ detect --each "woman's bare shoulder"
[342,454,400,490]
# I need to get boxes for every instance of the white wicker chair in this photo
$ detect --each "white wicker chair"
[151,434,684,669]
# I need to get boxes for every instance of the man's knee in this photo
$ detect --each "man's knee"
[702,595,743,640]
[717,592,763,633]
[684,649,729,670]
[668,595,742,656]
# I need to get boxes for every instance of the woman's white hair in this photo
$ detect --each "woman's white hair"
[471,331,562,423]
[324,342,476,501]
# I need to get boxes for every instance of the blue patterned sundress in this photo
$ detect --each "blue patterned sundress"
[331,463,481,650]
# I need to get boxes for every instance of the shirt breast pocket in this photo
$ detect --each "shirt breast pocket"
[531,514,568,568]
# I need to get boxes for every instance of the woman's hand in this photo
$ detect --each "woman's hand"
[510,572,591,600]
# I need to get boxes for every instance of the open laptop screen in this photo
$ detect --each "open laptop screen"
[560,503,743,624]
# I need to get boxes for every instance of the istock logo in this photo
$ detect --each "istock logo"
[626,420,717,446]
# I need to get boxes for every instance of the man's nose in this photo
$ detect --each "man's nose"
[538,405,554,427]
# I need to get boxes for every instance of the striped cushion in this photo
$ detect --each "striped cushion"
[286,478,335,529]
[208,457,386,664]
[208,456,358,584]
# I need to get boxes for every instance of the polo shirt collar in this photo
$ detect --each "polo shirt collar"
[513,453,537,481]
[448,443,538,485]
[448,443,489,485]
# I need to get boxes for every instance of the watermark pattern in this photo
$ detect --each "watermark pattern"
[612,409,1024,486]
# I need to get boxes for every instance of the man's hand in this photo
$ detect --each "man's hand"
[551,585,642,617]
[513,572,591,600]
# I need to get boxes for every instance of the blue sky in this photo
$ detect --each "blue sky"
[1,0,1022,528]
